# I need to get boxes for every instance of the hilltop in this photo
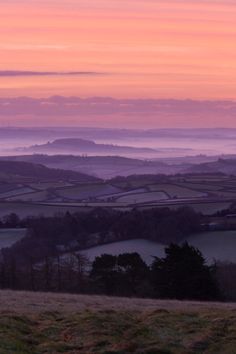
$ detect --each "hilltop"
[20,138,157,156]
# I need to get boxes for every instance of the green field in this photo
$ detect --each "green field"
[0,290,236,354]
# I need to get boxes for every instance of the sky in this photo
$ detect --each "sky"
[0,0,236,127]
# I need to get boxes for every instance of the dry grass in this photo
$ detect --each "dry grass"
[0,290,235,315]
[0,291,236,353]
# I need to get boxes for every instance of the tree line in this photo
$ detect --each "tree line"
[1,207,202,265]
[0,207,234,300]
[0,243,221,301]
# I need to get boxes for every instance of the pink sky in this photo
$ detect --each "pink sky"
[1,0,236,100]
[0,1,236,128]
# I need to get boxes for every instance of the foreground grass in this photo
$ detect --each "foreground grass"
[0,291,236,353]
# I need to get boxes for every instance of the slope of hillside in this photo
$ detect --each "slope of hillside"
[0,160,99,182]
[0,290,236,354]
[6,155,236,179]
[0,154,187,178]
[184,158,236,175]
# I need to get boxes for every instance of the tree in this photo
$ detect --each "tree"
[90,253,150,297]
[3,213,20,228]
[151,243,220,300]
[90,254,118,295]
[117,253,149,296]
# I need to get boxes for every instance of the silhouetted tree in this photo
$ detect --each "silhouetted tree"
[90,253,150,296]
[90,254,118,295]
[117,253,149,296]
[151,243,220,300]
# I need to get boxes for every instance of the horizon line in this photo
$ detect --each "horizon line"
[0,126,234,130]
[0,96,236,103]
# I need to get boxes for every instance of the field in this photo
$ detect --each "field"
[57,183,121,200]
[97,188,147,200]
[148,183,206,198]
[0,290,236,353]
[0,202,88,218]
[80,230,236,265]
[116,191,168,203]
[7,191,50,202]
[0,187,34,199]
[81,239,166,265]
[177,182,222,191]
[0,229,26,249]
[0,174,235,216]
[186,231,236,264]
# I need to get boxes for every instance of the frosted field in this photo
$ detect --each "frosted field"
[178,182,222,191]
[0,202,88,218]
[29,182,73,190]
[58,184,121,200]
[117,191,168,203]
[148,183,207,198]
[0,229,26,249]
[97,188,147,200]
[186,231,236,264]
[0,187,34,199]
[0,183,21,193]
[81,231,236,265]
[7,191,49,202]
[81,239,166,265]
[213,190,236,198]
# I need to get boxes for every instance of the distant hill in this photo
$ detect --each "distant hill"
[3,155,236,179]
[184,158,236,175]
[0,160,99,182]
[1,154,154,166]
[20,138,157,155]
[0,155,186,179]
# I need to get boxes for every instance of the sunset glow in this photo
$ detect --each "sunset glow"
[1,0,236,100]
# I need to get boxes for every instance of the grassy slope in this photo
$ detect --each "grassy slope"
[1,291,236,354]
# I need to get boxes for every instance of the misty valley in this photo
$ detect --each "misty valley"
[0,134,236,304]
[2,0,236,351]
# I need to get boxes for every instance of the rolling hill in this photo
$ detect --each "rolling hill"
[184,158,236,175]
[0,160,99,182]
[4,155,236,179]
[0,154,187,179]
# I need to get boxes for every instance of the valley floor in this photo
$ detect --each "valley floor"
[1,291,236,353]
